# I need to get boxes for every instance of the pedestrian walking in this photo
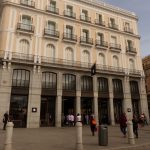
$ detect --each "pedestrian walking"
[119,113,127,137]
[132,114,139,138]
[90,115,97,136]
[3,111,9,130]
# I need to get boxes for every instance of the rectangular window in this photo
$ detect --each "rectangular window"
[111,36,117,44]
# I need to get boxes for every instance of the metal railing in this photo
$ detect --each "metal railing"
[63,10,76,19]
[46,6,59,14]
[95,19,105,26]
[108,23,118,30]
[80,36,93,45]
[126,47,136,53]
[124,27,133,34]
[17,23,34,33]
[80,15,91,22]
[63,33,77,41]
[95,40,108,47]
[109,43,121,50]
[44,29,59,38]
[20,0,35,7]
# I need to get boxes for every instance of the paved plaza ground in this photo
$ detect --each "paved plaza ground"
[0,125,150,150]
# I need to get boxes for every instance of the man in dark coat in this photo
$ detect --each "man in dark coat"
[132,114,139,138]
[3,111,9,130]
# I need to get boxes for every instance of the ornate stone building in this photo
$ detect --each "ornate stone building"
[0,0,149,128]
[143,55,150,118]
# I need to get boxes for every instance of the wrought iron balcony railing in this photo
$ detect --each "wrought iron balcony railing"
[109,43,121,50]
[17,23,34,33]
[46,6,59,14]
[44,29,59,38]
[124,27,133,34]
[20,0,35,7]
[108,23,118,30]
[95,40,108,48]
[80,15,91,23]
[63,33,77,42]
[126,47,137,53]
[80,37,93,45]
[63,10,76,19]
[95,19,105,26]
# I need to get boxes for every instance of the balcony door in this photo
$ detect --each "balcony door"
[21,15,32,30]
[66,26,73,38]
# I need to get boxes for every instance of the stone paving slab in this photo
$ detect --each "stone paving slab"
[0,126,150,150]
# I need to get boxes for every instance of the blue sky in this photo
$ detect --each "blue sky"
[100,0,150,58]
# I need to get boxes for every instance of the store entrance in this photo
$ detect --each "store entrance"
[132,99,139,116]
[9,95,28,128]
[40,97,55,127]
[98,99,109,124]
[114,99,123,123]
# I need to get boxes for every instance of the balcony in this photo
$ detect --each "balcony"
[20,0,35,8]
[17,23,34,33]
[46,6,59,14]
[108,23,118,30]
[44,29,59,39]
[95,40,108,49]
[80,37,93,46]
[126,47,137,54]
[80,15,91,23]
[63,33,77,43]
[124,27,133,34]
[95,19,105,26]
[109,43,121,52]
[129,69,141,76]
[63,10,76,19]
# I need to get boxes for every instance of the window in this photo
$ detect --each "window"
[127,40,133,49]
[98,53,105,65]
[63,74,76,90]
[113,56,119,67]
[66,5,73,16]
[111,36,117,44]
[82,50,90,63]
[50,1,56,10]
[66,25,73,38]
[113,79,123,94]
[82,10,88,20]
[19,39,30,54]
[12,69,30,87]
[65,47,73,61]
[97,33,104,43]
[42,72,57,89]
[130,81,139,94]
[98,77,108,92]
[110,18,115,25]
[46,44,55,58]
[47,21,55,31]
[81,76,93,91]
[20,15,32,31]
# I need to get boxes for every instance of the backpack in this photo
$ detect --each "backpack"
[92,119,96,125]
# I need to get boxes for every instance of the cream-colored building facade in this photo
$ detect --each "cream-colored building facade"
[0,0,149,128]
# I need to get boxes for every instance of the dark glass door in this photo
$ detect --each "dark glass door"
[114,99,123,123]
[40,97,55,127]
[9,95,28,128]
[132,99,139,116]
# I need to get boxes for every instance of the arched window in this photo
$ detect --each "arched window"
[19,39,30,54]
[65,47,73,61]
[112,79,123,94]
[42,72,57,89]
[63,74,76,90]
[98,53,105,65]
[82,50,90,63]
[98,77,108,92]
[46,44,55,58]
[113,55,119,67]
[12,69,30,87]
[81,76,93,91]
[129,59,135,70]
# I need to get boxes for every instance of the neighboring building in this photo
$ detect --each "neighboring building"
[0,0,149,128]
[143,55,150,118]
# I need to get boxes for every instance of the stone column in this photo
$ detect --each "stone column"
[0,68,12,129]
[27,71,42,128]
[76,74,81,115]
[55,72,62,127]
[93,75,99,124]
[108,77,115,125]
[123,76,133,120]
[139,77,150,123]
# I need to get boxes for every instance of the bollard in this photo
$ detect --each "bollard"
[76,122,83,150]
[4,122,14,150]
[127,121,135,145]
